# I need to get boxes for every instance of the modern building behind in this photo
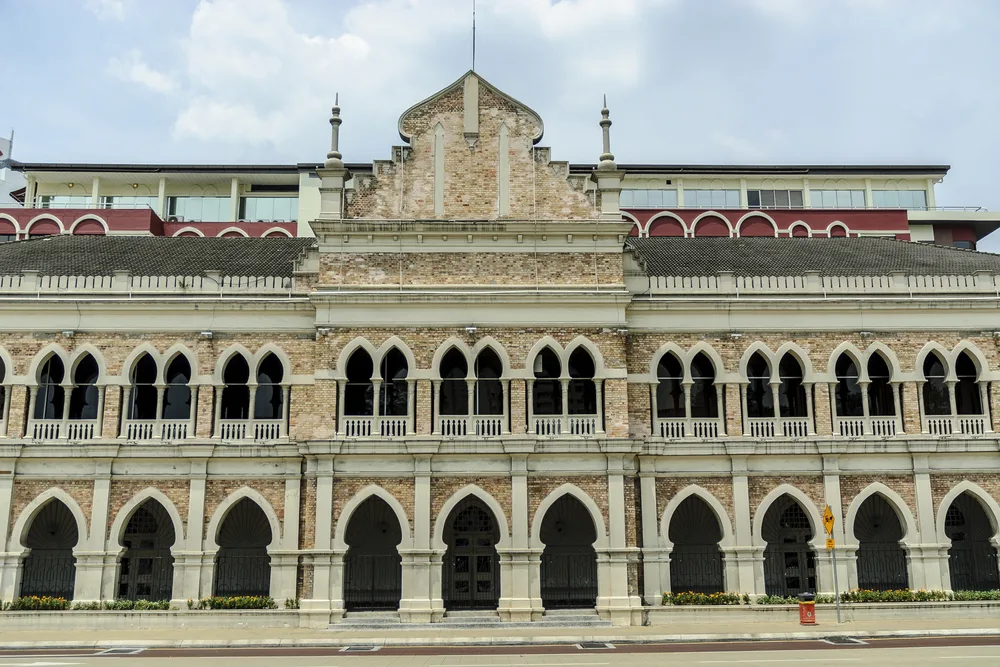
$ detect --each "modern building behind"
[0,72,999,627]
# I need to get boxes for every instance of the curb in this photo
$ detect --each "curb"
[2,628,1000,650]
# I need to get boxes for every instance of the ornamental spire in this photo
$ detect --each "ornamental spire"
[598,94,616,170]
[325,93,344,169]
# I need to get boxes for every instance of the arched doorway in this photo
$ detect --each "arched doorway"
[761,495,816,596]
[442,497,500,610]
[117,500,176,601]
[20,500,78,599]
[945,492,1000,591]
[539,495,597,609]
[343,496,402,611]
[854,495,908,591]
[213,498,272,596]
[668,496,725,594]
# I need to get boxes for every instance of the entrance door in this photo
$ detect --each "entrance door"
[118,501,175,601]
[443,499,500,610]
[539,495,598,608]
[343,496,403,611]
[762,496,816,597]
[946,493,1000,591]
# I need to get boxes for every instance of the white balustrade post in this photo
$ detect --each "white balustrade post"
[336,381,346,435]
[594,379,604,434]
[560,379,570,434]
[891,382,903,433]
[281,385,290,437]
[682,380,693,435]
[432,380,442,434]
[946,380,958,432]
[526,379,535,434]
[154,385,166,438]
[804,382,815,435]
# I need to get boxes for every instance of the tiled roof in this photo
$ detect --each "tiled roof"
[0,235,315,277]
[626,236,1000,277]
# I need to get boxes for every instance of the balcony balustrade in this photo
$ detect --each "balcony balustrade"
[835,416,900,437]
[339,416,410,438]
[124,419,191,441]
[656,417,722,439]
[923,415,988,436]
[218,419,284,442]
[531,414,601,436]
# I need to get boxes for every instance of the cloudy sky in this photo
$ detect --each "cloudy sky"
[3,0,999,247]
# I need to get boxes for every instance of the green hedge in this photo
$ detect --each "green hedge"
[662,591,747,605]
[754,589,1000,604]
[2,596,70,611]
[71,600,172,611]
[195,596,277,610]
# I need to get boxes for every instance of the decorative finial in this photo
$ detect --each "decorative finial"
[325,93,344,169]
[598,94,615,170]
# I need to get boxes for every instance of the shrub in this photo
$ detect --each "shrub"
[755,594,834,605]
[3,596,70,611]
[952,590,1000,601]
[197,596,277,610]
[71,599,171,611]
[284,598,299,609]
[662,591,743,606]
[839,589,949,603]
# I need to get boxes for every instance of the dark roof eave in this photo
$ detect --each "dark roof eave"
[569,163,951,176]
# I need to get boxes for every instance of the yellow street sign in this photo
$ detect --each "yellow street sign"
[823,505,835,535]
[826,537,835,549]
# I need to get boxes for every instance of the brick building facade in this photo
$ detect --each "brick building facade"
[1,72,999,627]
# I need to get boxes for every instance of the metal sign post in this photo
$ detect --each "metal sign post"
[824,505,841,624]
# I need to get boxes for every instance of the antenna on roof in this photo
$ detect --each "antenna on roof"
[472,0,476,71]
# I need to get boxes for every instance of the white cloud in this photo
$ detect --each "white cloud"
[108,50,176,94]
[85,0,127,20]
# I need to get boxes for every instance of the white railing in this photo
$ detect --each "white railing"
[958,415,988,435]
[473,416,504,436]
[923,416,954,435]
[869,417,898,437]
[746,418,775,438]
[252,419,283,440]
[218,420,247,441]
[567,415,598,435]
[533,416,563,436]
[0,272,294,296]
[218,419,284,441]
[656,417,722,439]
[31,420,62,440]
[439,416,468,437]
[65,420,98,440]
[836,417,866,437]
[161,421,189,440]
[378,417,408,437]
[342,416,373,437]
[781,418,810,438]
[125,420,158,440]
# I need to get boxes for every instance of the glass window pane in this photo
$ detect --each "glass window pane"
[633,190,648,207]
[761,191,776,208]
[619,190,633,207]
[790,191,803,207]
[725,190,740,208]
[775,191,789,208]
[647,190,663,207]
[662,190,678,207]
[748,190,761,208]
[851,191,865,208]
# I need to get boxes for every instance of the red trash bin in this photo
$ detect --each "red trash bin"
[798,592,816,625]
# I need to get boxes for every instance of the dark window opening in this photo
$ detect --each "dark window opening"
[254,353,284,419]
[955,352,982,415]
[778,355,807,418]
[439,348,469,416]
[379,349,409,417]
[835,354,863,417]
[69,355,100,420]
[746,353,773,418]
[128,354,158,420]
[690,352,718,418]
[656,353,684,418]
[344,349,374,416]
[35,356,65,420]
[221,355,251,420]
[162,356,192,420]
[532,348,561,416]
[922,354,950,415]
[867,355,895,416]
[567,348,596,415]
[474,348,504,416]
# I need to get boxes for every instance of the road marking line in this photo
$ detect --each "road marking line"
[699,660,863,664]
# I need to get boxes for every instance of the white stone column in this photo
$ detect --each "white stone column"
[431,380,442,435]
[399,455,436,622]
[804,383,816,435]
[269,473,301,602]
[157,177,167,218]
[303,457,334,622]
[911,454,948,590]
[820,456,848,597]
[638,457,664,605]
[730,456,760,594]
[891,382,903,434]
[560,379,570,434]
[594,380,604,434]
[175,463,207,604]
[601,455,639,626]
[0,468,17,601]
[76,463,112,603]
[229,177,240,222]
[91,176,101,209]
[500,452,537,621]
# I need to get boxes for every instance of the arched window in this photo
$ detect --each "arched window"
[778,354,807,418]
[254,354,284,420]
[439,349,468,416]
[379,348,408,417]
[128,354,158,420]
[567,348,597,415]
[955,352,982,415]
[746,353,772,418]
[922,353,949,415]
[221,355,250,419]
[690,352,718,418]
[162,356,192,420]
[834,354,863,417]
[0,358,7,421]
[474,348,504,415]
[532,348,561,416]
[35,356,65,419]
[656,353,684,418]
[344,349,374,416]
[867,354,895,416]
[69,354,100,420]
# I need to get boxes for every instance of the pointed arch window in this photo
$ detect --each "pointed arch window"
[654,351,721,438]
[439,349,469,416]
[867,354,895,417]
[834,354,863,418]
[921,353,949,416]
[379,349,409,417]
[690,353,719,419]
[656,353,684,419]
[254,354,284,420]
[344,349,374,416]
[128,354,158,421]
[34,356,65,424]
[220,355,251,420]
[531,348,561,416]
[955,352,982,415]
[69,354,100,420]
[745,353,772,419]
[474,348,504,416]
[163,356,192,421]
[778,354,807,418]
[567,348,597,415]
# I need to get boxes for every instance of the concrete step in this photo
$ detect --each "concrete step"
[329,607,611,630]
[339,611,401,625]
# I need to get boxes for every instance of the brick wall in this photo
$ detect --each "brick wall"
[9,480,94,543]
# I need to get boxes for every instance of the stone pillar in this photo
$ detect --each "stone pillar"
[602,455,640,625]
[101,385,120,438]
[76,462,112,603]
[500,452,538,621]
[820,456,849,597]
[0,468,16,600]
[991,382,1000,433]
[911,454,948,590]
[174,462,207,604]
[603,378,628,438]
[400,455,436,622]
[269,473,301,602]
[725,383,743,437]
[415,380,432,435]
[509,380,526,435]
[901,382,920,434]
[638,457,664,605]
[302,458,334,623]
[730,456,759,594]
[813,382,833,436]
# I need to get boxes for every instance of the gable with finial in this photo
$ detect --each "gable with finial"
[347,71,594,220]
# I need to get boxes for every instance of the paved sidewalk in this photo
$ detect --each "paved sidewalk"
[2,617,1000,649]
